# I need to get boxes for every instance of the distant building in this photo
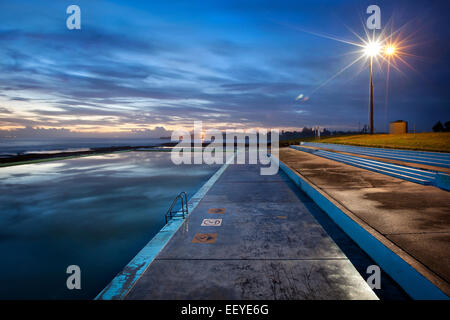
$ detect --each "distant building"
[389,120,408,134]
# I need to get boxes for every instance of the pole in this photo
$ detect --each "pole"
[370,57,374,134]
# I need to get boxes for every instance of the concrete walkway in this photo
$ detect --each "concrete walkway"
[280,147,450,297]
[125,163,378,300]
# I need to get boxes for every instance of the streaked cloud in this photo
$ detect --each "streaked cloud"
[0,0,448,137]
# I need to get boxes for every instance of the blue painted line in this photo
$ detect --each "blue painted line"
[317,151,436,177]
[301,142,450,168]
[95,154,235,300]
[272,154,449,300]
[290,145,442,186]
[302,142,450,159]
[316,151,434,182]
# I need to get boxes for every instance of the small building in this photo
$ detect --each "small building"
[389,120,408,134]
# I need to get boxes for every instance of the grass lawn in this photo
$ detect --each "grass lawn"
[281,132,450,153]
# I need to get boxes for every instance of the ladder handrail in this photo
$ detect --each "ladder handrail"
[165,192,189,223]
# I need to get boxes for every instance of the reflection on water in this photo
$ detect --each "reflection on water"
[0,152,220,299]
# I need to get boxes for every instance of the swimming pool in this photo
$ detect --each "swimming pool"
[0,151,220,299]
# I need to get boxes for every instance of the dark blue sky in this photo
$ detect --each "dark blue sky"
[0,0,448,137]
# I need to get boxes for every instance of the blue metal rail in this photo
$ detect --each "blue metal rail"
[301,142,450,168]
[290,145,437,185]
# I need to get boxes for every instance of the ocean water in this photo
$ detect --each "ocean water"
[0,151,220,299]
[0,138,168,157]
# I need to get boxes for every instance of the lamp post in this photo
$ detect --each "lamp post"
[369,56,374,134]
[364,41,381,134]
[362,41,397,134]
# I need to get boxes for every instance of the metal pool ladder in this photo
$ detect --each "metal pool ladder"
[165,191,189,223]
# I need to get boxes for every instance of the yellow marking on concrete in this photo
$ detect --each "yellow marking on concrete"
[192,233,217,244]
[276,216,287,219]
[208,208,226,214]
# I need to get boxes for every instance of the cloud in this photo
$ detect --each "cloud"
[0,125,172,139]
[0,0,448,136]
[0,107,11,114]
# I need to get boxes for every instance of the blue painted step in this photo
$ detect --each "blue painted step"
[301,142,450,168]
[290,145,436,185]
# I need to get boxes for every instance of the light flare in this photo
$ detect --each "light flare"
[289,18,414,101]
[385,45,396,56]
[364,41,382,57]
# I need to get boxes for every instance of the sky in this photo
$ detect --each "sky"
[0,0,449,138]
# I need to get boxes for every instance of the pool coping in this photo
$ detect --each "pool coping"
[95,154,235,300]
[271,154,449,300]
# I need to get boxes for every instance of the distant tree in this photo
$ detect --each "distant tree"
[302,127,313,135]
[322,128,331,136]
[444,121,450,132]
[432,121,444,132]
[362,124,368,133]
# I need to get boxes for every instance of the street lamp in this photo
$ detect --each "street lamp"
[296,27,404,135]
[362,41,397,134]
[364,41,381,134]
[385,45,396,56]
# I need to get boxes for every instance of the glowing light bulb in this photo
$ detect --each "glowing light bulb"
[385,45,396,56]
[364,41,381,57]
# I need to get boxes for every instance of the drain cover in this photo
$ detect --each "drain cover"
[192,233,217,243]
[208,208,225,214]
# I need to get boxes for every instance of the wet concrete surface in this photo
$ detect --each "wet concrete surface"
[386,233,450,284]
[125,163,403,300]
[280,148,450,294]
[126,259,373,300]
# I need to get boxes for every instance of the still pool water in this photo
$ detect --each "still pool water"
[0,152,220,299]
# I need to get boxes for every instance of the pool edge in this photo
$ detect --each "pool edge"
[95,154,235,300]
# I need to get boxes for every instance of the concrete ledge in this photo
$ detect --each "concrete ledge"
[291,145,450,192]
[271,154,449,300]
[95,154,235,300]
[290,145,435,185]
